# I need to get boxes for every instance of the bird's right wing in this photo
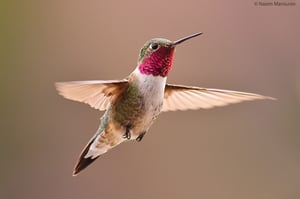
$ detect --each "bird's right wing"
[55,80,129,111]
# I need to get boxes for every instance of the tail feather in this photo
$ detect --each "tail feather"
[72,128,125,176]
[73,137,99,176]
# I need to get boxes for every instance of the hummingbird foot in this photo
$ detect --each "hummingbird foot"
[123,125,132,140]
[136,132,146,142]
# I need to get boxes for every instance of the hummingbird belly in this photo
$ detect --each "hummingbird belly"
[112,92,163,140]
[113,72,166,139]
[130,100,162,139]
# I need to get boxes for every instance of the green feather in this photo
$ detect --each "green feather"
[113,83,144,126]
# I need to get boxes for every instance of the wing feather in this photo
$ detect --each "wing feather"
[55,80,128,111]
[162,84,275,112]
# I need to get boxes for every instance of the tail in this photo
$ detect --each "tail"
[73,136,100,176]
[73,128,124,176]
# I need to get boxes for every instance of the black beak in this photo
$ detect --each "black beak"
[173,32,203,46]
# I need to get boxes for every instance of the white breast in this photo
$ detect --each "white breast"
[131,68,167,134]
[133,68,166,103]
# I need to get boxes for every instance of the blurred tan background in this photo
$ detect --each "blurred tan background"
[1,0,299,198]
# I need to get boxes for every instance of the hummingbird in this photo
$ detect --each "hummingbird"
[55,32,274,176]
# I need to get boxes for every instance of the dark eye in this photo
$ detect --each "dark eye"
[149,43,159,50]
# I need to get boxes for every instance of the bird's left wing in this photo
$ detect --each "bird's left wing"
[55,80,128,111]
[162,84,275,112]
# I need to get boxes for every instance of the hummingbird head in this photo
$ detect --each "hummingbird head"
[137,32,203,77]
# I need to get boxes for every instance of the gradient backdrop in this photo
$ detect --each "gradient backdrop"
[1,1,299,198]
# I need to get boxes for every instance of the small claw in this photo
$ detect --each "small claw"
[136,132,146,142]
[123,131,131,140]
[123,125,131,140]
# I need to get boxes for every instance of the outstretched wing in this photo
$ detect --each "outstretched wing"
[55,80,129,111]
[162,84,275,112]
